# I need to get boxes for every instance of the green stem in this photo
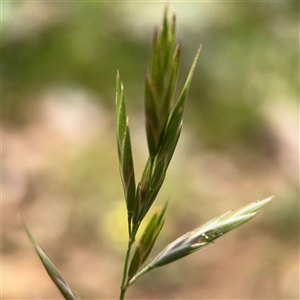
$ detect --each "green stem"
[119,239,133,300]
[119,225,139,300]
[119,287,126,300]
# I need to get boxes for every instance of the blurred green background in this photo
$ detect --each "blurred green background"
[2,1,299,299]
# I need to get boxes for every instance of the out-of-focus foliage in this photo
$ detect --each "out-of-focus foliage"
[184,2,298,151]
[3,2,297,151]
[3,2,148,123]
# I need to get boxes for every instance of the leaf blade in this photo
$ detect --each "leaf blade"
[145,8,178,158]
[20,218,78,300]
[144,197,272,269]
[144,47,201,217]
[128,202,168,279]
[116,71,136,233]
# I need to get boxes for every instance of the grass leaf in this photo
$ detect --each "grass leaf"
[145,7,178,158]
[116,71,136,233]
[144,47,201,218]
[20,217,78,300]
[139,197,272,269]
[116,71,126,156]
[145,71,159,158]
[128,202,168,279]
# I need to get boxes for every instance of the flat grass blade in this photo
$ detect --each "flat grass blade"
[144,47,201,218]
[20,218,78,300]
[131,197,272,275]
[116,71,136,233]
[145,7,178,158]
[128,202,168,279]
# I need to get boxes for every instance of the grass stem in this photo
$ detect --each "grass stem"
[119,224,140,300]
[119,239,133,300]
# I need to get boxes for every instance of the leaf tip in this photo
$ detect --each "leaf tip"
[256,195,274,206]
[264,195,274,202]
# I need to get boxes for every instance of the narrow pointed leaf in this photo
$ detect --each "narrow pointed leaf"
[149,121,182,197]
[160,6,169,47]
[142,197,272,269]
[116,71,136,232]
[116,71,126,156]
[150,26,162,95]
[159,46,201,165]
[186,213,257,247]
[139,47,201,224]
[162,42,181,115]
[128,202,168,279]
[134,158,154,225]
[162,46,201,151]
[121,124,136,228]
[157,10,176,137]
[146,47,201,213]
[228,196,273,218]
[168,12,176,46]
[146,7,178,157]
[21,219,77,300]
[145,71,159,158]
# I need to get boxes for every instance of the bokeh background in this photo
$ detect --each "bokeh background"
[2,1,299,299]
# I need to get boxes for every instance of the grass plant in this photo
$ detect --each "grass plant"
[20,6,272,300]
